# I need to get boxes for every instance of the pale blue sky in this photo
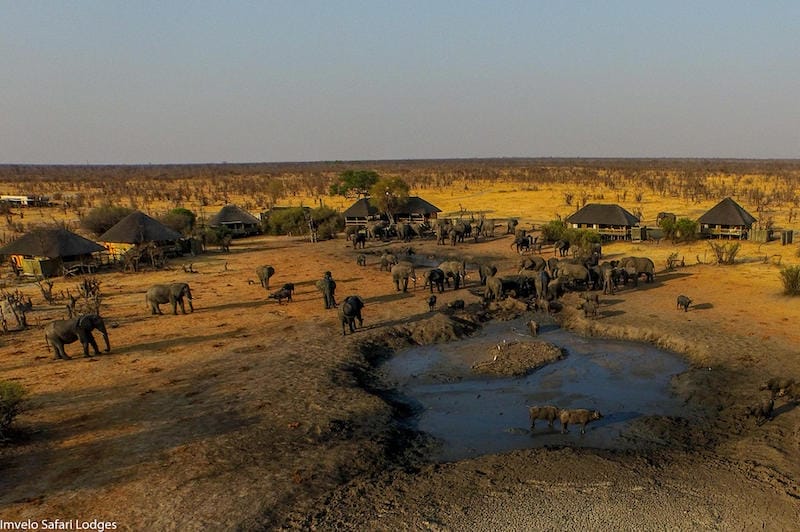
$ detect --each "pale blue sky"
[1,1,798,163]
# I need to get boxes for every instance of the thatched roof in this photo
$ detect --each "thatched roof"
[566,204,640,226]
[0,228,104,258]
[697,197,756,227]
[343,198,380,218]
[208,204,261,226]
[343,196,441,218]
[401,197,442,215]
[98,211,182,244]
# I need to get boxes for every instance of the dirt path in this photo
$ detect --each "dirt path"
[1,233,799,529]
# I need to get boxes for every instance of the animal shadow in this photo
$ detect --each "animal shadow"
[692,303,713,310]
[599,310,625,319]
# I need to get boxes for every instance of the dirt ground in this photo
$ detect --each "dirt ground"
[1,230,799,530]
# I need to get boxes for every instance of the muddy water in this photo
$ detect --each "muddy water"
[380,317,691,462]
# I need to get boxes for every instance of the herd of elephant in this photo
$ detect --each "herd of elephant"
[372,246,657,325]
[345,216,511,247]
[42,234,658,357]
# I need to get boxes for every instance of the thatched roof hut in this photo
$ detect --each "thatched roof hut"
[0,228,104,277]
[208,205,261,236]
[565,203,640,240]
[343,196,441,226]
[99,211,182,244]
[697,198,757,239]
[397,197,442,222]
[343,198,381,225]
[98,211,182,259]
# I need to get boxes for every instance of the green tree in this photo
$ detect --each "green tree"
[330,170,380,197]
[79,205,134,236]
[659,216,698,243]
[369,177,410,223]
[160,208,196,235]
[674,218,699,242]
[540,219,568,243]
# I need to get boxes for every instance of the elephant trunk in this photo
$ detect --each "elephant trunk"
[186,287,194,312]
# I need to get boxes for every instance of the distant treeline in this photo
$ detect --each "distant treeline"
[2,157,800,182]
[2,159,800,227]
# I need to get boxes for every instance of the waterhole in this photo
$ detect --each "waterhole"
[379,317,692,462]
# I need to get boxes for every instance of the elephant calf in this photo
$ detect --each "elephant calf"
[427,295,437,312]
[578,300,599,319]
[676,295,692,312]
[45,314,110,360]
[339,295,365,335]
[269,287,293,304]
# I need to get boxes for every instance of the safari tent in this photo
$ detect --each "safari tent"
[0,228,104,277]
[343,196,441,226]
[208,204,261,237]
[343,198,382,226]
[565,203,640,240]
[98,211,183,260]
[697,197,757,240]
[395,197,441,224]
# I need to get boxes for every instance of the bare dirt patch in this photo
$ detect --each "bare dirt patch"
[472,340,565,377]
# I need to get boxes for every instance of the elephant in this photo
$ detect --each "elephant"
[412,222,430,239]
[449,222,467,245]
[255,265,276,289]
[519,255,547,272]
[339,295,365,335]
[379,253,398,271]
[427,294,437,311]
[473,218,485,240]
[146,282,194,315]
[316,272,337,309]
[45,313,110,360]
[438,260,467,290]
[391,262,417,292]
[546,277,565,300]
[556,263,591,288]
[506,218,518,234]
[462,222,472,240]
[534,270,550,300]
[344,225,363,241]
[423,268,446,293]
[367,220,389,240]
[352,232,367,249]
[483,276,504,302]
[677,295,692,312]
[554,239,571,257]
[619,257,656,283]
[512,235,535,253]
[499,275,536,298]
[598,264,617,295]
[399,223,415,242]
[546,257,561,277]
[435,222,449,245]
[477,264,498,286]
